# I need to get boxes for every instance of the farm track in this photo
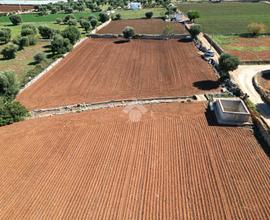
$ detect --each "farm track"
[17,38,219,110]
[0,102,269,219]
[97,19,188,35]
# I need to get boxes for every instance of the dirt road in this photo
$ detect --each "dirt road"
[231,65,270,126]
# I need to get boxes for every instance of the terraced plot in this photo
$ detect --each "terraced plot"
[0,4,33,12]
[17,38,219,110]
[97,19,188,35]
[0,102,269,219]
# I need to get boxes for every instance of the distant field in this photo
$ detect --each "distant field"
[116,7,165,19]
[179,2,270,34]
[98,19,188,35]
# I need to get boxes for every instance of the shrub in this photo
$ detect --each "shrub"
[28,35,37,45]
[63,14,75,24]
[90,19,98,28]
[34,52,46,63]
[9,14,22,25]
[0,72,19,98]
[247,23,267,36]
[99,12,109,23]
[88,15,96,21]
[68,19,77,26]
[56,17,62,24]
[0,28,11,44]
[145,11,153,19]
[21,28,35,36]
[81,20,91,32]
[61,26,80,44]
[1,43,18,59]
[122,26,135,40]
[189,24,201,39]
[21,24,37,35]
[65,7,73,14]
[51,34,72,54]
[18,36,30,49]
[219,53,240,73]
[0,98,29,127]
[38,26,54,39]
[187,10,200,22]
[115,13,121,20]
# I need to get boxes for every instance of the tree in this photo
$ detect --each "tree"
[0,98,29,126]
[187,10,200,22]
[145,11,153,19]
[189,24,201,39]
[34,52,46,63]
[65,7,73,14]
[0,72,19,99]
[99,12,109,23]
[219,53,240,73]
[38,26,54,39]
[51,34,72,54]
[18,36,30,49]
[56,18,62,24]
[0,28,11,44]
[68,19,77,26]
[90,19,98,28]
[1,43,18,59]
[9,14,22,25]
[63,14,75,24]
[81,20,91,32]
[21,24,37,36]
[61,26,80,44]
[122,26,135,40]
[247,23,267,36]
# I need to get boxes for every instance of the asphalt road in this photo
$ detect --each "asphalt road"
[231,65,270,127]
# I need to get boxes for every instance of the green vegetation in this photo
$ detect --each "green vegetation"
[116,8,165,19]
[145,11,153,19]
[179,2,270,34]
[187,10,200,22]
[219,53,240,73]
[122,26,135,40]
[189,24,201,39]
[247,23,267,36]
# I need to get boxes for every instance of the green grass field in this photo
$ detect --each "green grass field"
[179,2,270,34]
[116,8,166,19]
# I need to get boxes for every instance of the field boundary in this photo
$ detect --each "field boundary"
[253,71,270,105]
[18,20,112,95]
[30,95,206,118]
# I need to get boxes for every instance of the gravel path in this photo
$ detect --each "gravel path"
[231,65,270,127]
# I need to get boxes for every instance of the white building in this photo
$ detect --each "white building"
[127,2,142,10]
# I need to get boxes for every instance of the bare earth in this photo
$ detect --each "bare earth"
[97,19,188,35]
[0,4,33,12]
[0,102,269,219]
[17,39,219,110]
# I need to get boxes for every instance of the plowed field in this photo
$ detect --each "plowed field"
[0,4,33,12]
[17,39,219,110]
[97,19,188,34]
[0,102,269,219]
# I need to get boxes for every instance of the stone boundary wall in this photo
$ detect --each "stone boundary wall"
[203,33,225,55]
[89,33,190,40]
[90,19,112,34]
[252,71,270,104]
[240,60,270,65]
[252,114,270,147]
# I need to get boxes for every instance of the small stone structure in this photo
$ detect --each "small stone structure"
[211,98,250,125]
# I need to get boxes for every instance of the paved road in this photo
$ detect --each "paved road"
[231,65,270,127]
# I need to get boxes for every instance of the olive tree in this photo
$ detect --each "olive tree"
[189,24,201,39]
[219,53,240,73]
[122,26,135,40]
[187,10,200,22]
[9,14,22,25]
[0,28,11,44]
[1,43,18,59]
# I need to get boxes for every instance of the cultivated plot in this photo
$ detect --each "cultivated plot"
[97,19,188,35]
[17,38,219,110]
[0,102,269,219]
[0,4,33,12]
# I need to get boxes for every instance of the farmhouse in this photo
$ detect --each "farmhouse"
[127,2,142,10]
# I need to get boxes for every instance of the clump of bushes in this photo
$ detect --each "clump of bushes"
[0,28,11,44]
[112,13,121,21]
[218,53,240,78]
[187,10,200,22]
[38,26,55,39]
[90,19,98,29]
[1,43,18,59]
[56,17,62,24]
[99,12,109,23]
[189,24,201,39]
[61,26,80,44]
[9,14,22,25]
[247,23,267,36]
[145,11,153,19]
[80,20,91,32]
[51,34,72,54]
[34,52,46,63]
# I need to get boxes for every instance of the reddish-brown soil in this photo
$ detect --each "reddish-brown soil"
[97,19,188,34]
[17,38,219,110]
[0,102,269,219]
[0,4,33,12]
[226,36,270,61]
